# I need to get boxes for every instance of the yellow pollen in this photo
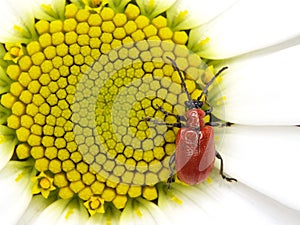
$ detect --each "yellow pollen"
[35,20,50,35]
[15,172,24,182]
[135,208,143,218]
[65,208,75,219]
[125,4,140,20]
[7,64,21,80]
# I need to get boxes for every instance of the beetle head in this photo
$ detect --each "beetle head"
[185,99,203,109]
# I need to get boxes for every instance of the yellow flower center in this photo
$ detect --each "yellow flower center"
[0,1,215,213]
[10,47,21,57]
[84,196,105,215]
[40,177,51,189]
[3,43,24,62]
[90,199,101,209]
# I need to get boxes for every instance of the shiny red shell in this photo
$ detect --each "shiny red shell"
[175,109,215,185]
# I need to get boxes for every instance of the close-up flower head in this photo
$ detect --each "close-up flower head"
[0,0,300,225]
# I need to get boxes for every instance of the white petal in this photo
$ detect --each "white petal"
[159,172,300,225]
[32,0,66,21]
[32,199,89,225]
[211,45,300,125]
[136,0,176,18]
[16,195,55,225]
[227,182,300,225]
[85,206,121,225]
[0,126,17,171]
[215,125,300,210]
[0,141,14,171]
[0,66,11,95]
[31,198,89,225]
[158,184,217,225]
[167,0,237,30]
[0,0,36,43]
[0,161,34,225]
[120,198,172,225]
[197,0,300,59]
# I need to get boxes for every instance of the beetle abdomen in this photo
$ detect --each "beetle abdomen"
[175,126,215,185]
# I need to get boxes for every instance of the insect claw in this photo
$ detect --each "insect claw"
[167,176,174,190]
[222,175,237,183]
[216,151,237,183]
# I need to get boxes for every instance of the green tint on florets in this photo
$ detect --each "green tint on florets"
[0,0,214,213]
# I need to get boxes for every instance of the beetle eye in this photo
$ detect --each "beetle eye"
[184,101,191,108]
[187,101,194,109]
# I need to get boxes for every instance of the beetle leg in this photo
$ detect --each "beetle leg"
[155,104,187,122]
[167,153,176,189]
[215,151,237,182]
[206,121,232,127]
[205,121,219,126]
[204,105,213,115]
[143,118,183,128]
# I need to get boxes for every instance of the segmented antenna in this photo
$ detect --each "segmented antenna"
[197,67,228,102]
[166,56,193,104]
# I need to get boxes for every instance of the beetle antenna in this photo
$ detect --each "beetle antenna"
[166,56,193,104]
[197,66,228,102]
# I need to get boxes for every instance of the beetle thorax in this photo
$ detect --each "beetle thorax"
[185,109,206,129]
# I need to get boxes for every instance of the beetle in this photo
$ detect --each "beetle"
[144,56,237,186]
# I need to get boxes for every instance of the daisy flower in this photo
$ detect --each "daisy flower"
[0,0,300,225]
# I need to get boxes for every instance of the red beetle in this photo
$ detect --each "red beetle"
[145,57,237,186]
